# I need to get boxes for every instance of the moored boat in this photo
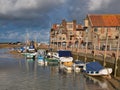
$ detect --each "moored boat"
[37,49,47,65]
[37,55,47,65]
[45,57,59,65]
[83,61,112,77]
[73,60,85,72]
[22,52,37,59]
[58,50,74,72]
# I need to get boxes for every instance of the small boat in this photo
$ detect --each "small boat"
[45,51,59,65]
[73,60,85,72]
[22,52,37,59]
[45,57,59,65]
[83,61,112,77]
[37,55,47,65]
[52,52,59,59]
[37,49,47,65]
[27,45,36,52]
[58,50,73,72]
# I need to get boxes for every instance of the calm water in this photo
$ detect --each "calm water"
[0,49,115,90]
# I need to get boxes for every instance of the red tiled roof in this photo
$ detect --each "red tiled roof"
[52,24,59,30]
[76,25,83,29]
[88,14,120,27]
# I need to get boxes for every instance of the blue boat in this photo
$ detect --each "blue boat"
[37,49,47,65]
[58,50,74,72]
[37,55,47,65]
[58,50,72,57]
[83,61,112,77]
[58,50,73,62]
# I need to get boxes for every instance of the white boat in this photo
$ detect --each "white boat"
[73,60,85,72]
[83,61,112,77]
[22,52,37,59]
[58,50,73,72]
[52,52,59,59]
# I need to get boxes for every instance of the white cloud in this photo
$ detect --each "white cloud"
[88,0,112,11]
[0,0,67,17]
[0,29,49,43]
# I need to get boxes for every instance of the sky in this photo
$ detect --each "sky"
[0,0,120,43]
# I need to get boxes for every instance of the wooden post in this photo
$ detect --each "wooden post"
[84,29,88,63]
[77,40,80,60]
[103,28,108,67]
[93,43,96,62]
[114,27,120,77]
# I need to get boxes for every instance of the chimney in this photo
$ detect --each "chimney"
[73,20,76,31]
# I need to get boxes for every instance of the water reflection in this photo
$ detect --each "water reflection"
[84,74,110,90]
[0,49,116,90]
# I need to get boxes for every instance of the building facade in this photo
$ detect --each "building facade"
[84,14,120,50]
[50,20,85,50]
[50,14,120,50]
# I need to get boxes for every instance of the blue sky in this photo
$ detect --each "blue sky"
[0,0,120,43]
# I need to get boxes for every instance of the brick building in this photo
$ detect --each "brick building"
[84,14,120,50]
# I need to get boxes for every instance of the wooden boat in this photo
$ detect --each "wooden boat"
[83,61,112,77]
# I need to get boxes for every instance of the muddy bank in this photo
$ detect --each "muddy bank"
[0,43,22,48]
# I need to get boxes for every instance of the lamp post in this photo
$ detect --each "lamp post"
[114,27,120,77]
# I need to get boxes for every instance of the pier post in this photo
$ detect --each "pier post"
[103,28,108,67]
[114,27,120,77]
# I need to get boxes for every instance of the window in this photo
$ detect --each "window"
[59,37,61,40]
[58,30,62,34]
[116,27,120,30]
[67,24,73,29]
[94,28,98,32]
[70,36,72,40]
[63,38,65,40]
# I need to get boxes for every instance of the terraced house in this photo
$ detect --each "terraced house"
[84,14,120,50]
[50,20,84,49]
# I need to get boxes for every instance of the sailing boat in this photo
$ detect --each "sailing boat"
[21,32,37,59]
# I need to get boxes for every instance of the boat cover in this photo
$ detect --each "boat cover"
[86,62,104,72]
[58,50,72,57]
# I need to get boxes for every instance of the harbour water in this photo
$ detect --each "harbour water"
[0,49,116,90]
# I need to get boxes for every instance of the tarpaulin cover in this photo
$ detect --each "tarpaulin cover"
[86,61,104,72]
[58,50,72,57]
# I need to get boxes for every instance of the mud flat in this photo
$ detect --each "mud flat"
[0,43,22,48]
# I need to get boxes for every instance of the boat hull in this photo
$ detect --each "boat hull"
[83,62,113,77]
